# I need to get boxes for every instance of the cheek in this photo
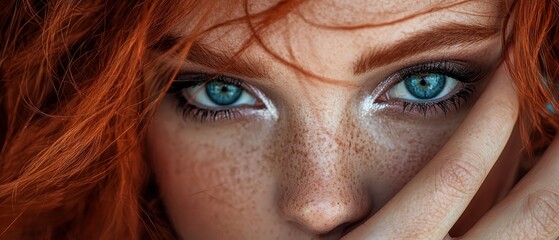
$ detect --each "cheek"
[359,114,465,209]
[146,101,280,238]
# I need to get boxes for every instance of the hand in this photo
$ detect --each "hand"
[343,63,559,240]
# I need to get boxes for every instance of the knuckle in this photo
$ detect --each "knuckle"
[523,190,559,238]
[438,153,485,197]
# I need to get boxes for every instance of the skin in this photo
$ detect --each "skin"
[145,0,544,239]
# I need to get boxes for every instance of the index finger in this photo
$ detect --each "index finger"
[344,64,519,239]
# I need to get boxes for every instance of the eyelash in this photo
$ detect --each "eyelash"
[167,74,251,122]
[380,61,483,116]
[167,61,485,122]
[401,87,475,115]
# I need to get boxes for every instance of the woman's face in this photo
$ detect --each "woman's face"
[147,0,521,239]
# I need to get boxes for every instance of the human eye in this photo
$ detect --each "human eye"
[167,73,264,122]
[377,61,485,116]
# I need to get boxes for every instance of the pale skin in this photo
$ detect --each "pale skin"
[146,0,559,239]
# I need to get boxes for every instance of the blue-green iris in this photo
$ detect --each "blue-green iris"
[205,81,243,105]
[404,73,446,99]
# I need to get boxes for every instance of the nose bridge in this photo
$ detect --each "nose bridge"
[275,110,372,235]
[279,109,349,182]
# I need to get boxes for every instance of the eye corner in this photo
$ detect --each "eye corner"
[374,92,389,103]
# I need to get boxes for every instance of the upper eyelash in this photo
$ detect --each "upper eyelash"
[169,73,245,93]
[168,73,251,122]
[394,60,484,83]
[384,61,484,116]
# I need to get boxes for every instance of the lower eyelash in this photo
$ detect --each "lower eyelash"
[401,86,475,116]
[172,91,241,122]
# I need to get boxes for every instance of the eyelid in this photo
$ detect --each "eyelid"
[170,72,263,100]
[388,60,485,84]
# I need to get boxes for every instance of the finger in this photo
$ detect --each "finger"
[344,65,519,239]
[463,135,559,240]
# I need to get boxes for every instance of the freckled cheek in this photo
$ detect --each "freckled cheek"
[359,116,463,208]
[145,103,279,237]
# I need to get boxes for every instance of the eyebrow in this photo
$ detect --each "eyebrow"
[185,42,267,78]
[353,22,501,74]
[152,37,267,78]
[155,22,500,78]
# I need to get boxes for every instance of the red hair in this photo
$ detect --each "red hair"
[0,0,557,238]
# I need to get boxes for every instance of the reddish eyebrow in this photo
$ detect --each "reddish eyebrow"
[151,37,267,78]
[185,43,267,78]
[154,22,500,79]
[353,22,501,74]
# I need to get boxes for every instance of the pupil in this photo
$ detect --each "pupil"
[404,73,446,100]
[205,81,243,106]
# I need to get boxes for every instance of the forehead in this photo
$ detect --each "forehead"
[166,0,504,81]
[281,0,462,25]
[177,0,503,32]
[172,0,504,49]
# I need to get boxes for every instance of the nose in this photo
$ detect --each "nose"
[276,125,372,235]
[279,180,371,235]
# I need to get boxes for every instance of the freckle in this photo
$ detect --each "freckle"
[229,166,238,176]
